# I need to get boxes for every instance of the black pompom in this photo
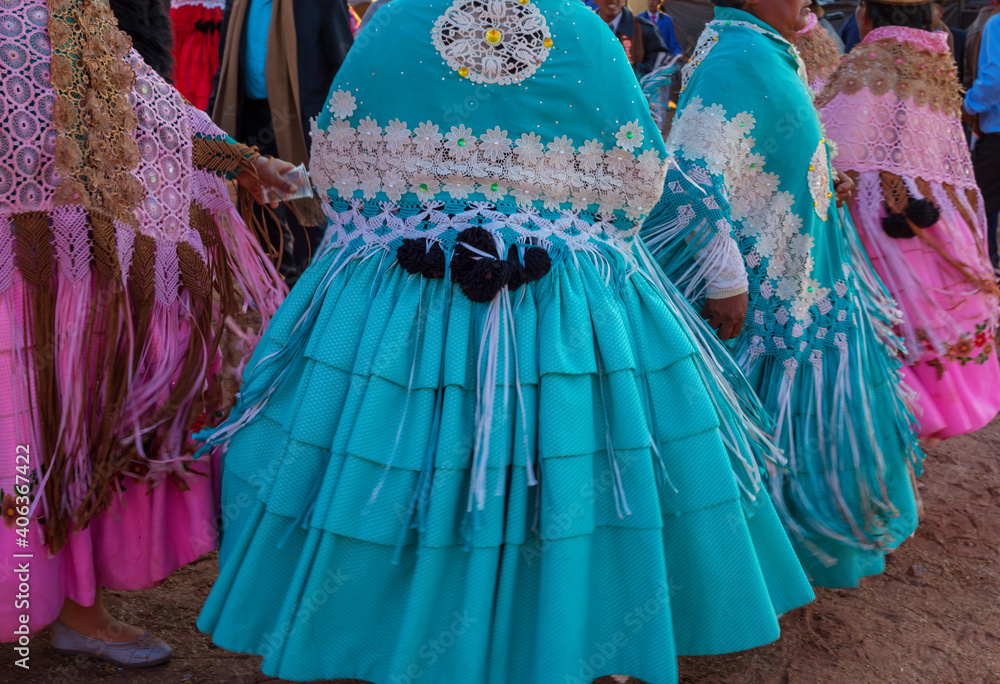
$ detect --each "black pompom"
[882,212,915,239]
[451,227,498,284]
[397,238,446,278]
[397,238,427,274]
[420,243,446,279]
[460,258,514,303]
[905,198,941,228]
[505,245,528,291]
[523,246,552,281]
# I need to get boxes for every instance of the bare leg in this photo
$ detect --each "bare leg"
[57,589,145,642]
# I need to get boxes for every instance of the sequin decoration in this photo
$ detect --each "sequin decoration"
[431,0,552,85]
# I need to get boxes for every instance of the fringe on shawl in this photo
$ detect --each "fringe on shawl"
[6,194,284,552]
[643,177,924,557]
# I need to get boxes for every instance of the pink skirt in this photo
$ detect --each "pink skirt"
[0,273,219,640]
[853,176,1000,440]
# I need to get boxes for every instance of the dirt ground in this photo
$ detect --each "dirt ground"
[3,418,999,684]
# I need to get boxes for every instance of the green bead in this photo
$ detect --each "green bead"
[807,287,814,292]
[626,131,634,139]
[491,183,499,191]
[419,183,428,192]
[458,138,466,147]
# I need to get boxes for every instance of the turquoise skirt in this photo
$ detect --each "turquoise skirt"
[196,240,813,683]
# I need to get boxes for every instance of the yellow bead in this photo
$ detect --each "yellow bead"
[809,165,814,171]
[458,66,469,77]
[519,0,529,4]
[544,38,553,48]
[827,192,833,198]
[485,29,502,46]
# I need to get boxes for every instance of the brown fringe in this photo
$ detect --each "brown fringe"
[89,212,121,280]
[906,215,1000,300]
[190,201,220,249]
[915,177,935,205]
[944,183,978,233]
[192,137,252,176]
[879,171,909,214]
[72,236,131,543]
[12,212,64,546]
[178,242,211,300]
[128,234,156,305]
[237,184,280,261]
[966,188,981,216]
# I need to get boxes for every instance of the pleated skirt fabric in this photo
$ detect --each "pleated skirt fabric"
[197,243,814,684]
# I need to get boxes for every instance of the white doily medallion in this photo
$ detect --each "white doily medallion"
[431,0,552,85]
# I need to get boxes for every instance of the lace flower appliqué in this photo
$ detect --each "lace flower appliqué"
[431,0,552,85]
[328,90,357,120]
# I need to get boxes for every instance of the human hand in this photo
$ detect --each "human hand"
[834,169,854,208]
[701,291,748,341]
[236,156,300,208]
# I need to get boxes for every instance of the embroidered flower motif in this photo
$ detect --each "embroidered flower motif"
[668,98,829,322]
[443,175,476,199]
[358,168,381,199]
[637,149,662,177]
[615,121,644,152]
[510,132,543,165]
[605,148,633,175]
[410,173,440,201]
[509,187,539,207]
[356,117,383,151]
[579,139,605,171]
[479,126,512,163]
[483,180,507,202]
[328,90,357,119]
[444,125,477,159]
[546,135,575,167]
[310,116,668,230]
[571,189,599,212]
[383,169,406,201]
[384,119,412,153]
[413,121,444,157]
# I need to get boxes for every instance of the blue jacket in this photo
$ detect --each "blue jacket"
[638,10,683,56]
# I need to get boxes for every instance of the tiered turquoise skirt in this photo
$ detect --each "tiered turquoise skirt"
[197,241,814,684]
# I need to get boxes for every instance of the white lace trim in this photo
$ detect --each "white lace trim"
[322,199,637,252]
[311,116,667,224]
[808,139,832,220]
[681,28,718,93]
[667,96,830,321]
[431,0,552,85]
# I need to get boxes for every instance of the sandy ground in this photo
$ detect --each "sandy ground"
[3,418,999,684]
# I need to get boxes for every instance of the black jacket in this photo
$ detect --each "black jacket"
[110,0,174,81]
[209,0,354,145]
[613,8,668,77]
